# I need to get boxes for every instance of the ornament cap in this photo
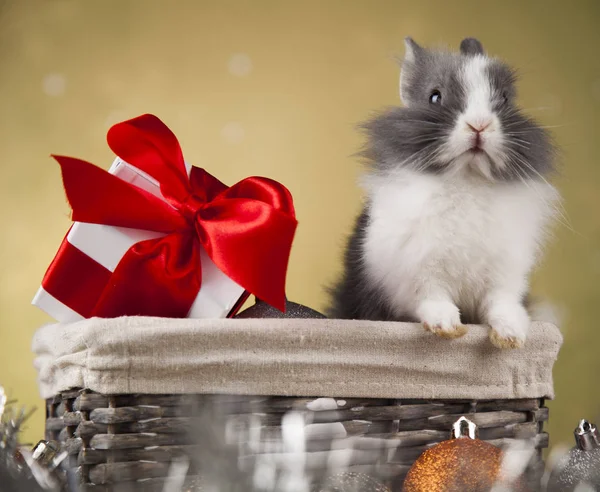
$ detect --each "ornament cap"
[574,419,600,451]
[451,416,478,439]
[31,440,68,471]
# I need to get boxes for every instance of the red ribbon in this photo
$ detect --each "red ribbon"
[47,114,297,318]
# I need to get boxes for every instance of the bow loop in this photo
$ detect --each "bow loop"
[189,166,229,202]
[53,154,188,233]
[107,114,190,203]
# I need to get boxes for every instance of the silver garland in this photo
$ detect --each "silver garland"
[0,386,66,492]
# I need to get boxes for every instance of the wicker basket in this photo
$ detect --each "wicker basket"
[46,390,548,491]
[36,317,561,491]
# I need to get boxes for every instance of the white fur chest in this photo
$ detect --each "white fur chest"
[361,170,556,317]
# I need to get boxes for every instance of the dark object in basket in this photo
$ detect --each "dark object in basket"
[235,298,326,319]
[46,390,548,491]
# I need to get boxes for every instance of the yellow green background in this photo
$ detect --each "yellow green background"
[1,0,598,454]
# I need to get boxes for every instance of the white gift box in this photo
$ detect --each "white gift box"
[32,157,246,323]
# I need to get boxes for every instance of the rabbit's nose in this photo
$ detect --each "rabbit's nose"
[466,120,492,133]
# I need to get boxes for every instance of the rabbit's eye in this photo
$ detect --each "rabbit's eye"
[429,90,442,104]
[502,92,509,105]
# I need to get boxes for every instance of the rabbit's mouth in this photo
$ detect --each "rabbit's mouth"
[462,146,488,159]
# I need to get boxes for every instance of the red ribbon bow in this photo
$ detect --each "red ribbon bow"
[50,114,297,318]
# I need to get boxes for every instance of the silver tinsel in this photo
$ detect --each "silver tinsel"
[0,386,66,492]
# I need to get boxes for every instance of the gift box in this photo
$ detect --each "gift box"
[33,114,297,323]
[33,158,245,322]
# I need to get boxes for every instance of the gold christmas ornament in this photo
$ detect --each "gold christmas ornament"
[402,417,527,492]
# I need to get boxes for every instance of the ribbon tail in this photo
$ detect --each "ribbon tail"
[92,233,202,318]
[41,233,113,318]
[197,202,297,312]
[194,175,297,312]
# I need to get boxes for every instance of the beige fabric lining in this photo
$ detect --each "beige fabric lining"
[32,317,562,400]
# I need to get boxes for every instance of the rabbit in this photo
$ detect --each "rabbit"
[327,37,560,349]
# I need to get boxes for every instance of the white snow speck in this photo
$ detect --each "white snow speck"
[306,398,338,411]
[253,455,276,491]
[574,483,596,492]
[304,422,347,440]
[281,412,305,454]
[104,110,127,129]
[499,440,535,482]
[221,122,245,144]
[326,447,354,470]
[228,53,253,77]
[42,73,66,96]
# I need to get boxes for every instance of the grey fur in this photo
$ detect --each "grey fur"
[326,210,404,321]
[460,37,485,56]
[371,38,555,181]
[327,38,556,321]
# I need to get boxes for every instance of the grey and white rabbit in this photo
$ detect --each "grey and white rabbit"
[327,37,559,349]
